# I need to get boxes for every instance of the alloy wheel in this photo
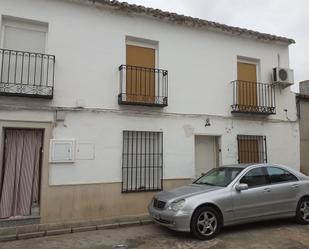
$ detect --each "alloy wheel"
[300,200,309,222]
[197,211,217,236]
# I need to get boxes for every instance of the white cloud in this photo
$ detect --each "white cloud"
[125,0,309,91]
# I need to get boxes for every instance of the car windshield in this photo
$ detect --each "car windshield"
[194,167,244,187]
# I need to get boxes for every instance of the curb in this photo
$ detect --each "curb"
[0,217,154,242]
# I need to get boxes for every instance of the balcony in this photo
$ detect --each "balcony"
[118,65,168,107]
[0,48,55,99]
[231,80,276,115]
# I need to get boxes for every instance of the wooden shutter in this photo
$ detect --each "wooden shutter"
[126,45,155,103]
[237,62,258,108]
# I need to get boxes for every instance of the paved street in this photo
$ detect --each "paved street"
[1,219,309,249]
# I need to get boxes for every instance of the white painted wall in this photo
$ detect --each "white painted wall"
[0,109,299,185]
[0,0,297,120]
[0,0,300,185]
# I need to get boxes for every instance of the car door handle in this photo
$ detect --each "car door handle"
[263,188,271,193]
[291,184,299,189]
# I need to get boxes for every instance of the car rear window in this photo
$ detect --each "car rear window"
[267,167,298,184]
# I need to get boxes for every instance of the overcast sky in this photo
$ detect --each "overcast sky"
[125,0,309,92]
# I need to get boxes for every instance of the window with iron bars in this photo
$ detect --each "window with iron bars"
[237,135,267,164]
[122,131,163,193]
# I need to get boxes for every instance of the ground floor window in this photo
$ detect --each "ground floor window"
[122,131,163,193]
[237,135,267,164]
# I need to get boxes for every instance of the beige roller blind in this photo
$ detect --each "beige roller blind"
[3,20,47,53]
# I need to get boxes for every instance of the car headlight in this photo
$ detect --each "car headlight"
[168,199,186,212]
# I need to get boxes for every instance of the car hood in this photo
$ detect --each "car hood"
[155,184,223,202]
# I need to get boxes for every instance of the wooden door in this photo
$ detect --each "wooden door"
[238,138,259,163]
[126,45,155,103]
[237,62,258,109]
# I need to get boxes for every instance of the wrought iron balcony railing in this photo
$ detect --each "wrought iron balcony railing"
[118,65,168,107]
[231,80,276,115]
[0,48,55,98]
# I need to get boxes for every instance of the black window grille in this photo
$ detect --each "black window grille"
[122,131,163,193]
[237,135,267,164]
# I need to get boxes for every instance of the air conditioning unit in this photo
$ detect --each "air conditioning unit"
[273,67,294,87]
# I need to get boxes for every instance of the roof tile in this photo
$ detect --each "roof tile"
[87,0,295,44]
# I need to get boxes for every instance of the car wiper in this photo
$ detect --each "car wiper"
[196,182,217,186]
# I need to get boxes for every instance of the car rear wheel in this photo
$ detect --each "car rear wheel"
[190,206,221,240]
[296,197,309,224]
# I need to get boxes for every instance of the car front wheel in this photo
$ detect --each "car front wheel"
[190,206,221,240]
[296,197,309,224]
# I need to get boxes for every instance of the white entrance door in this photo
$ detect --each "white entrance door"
[195,136,218,178]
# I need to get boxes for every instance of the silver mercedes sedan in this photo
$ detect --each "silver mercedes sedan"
[148,164,309,240]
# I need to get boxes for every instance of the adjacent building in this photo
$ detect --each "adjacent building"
[298,80,309,175]
[0,0,299,224]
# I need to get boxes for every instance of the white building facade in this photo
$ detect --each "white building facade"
[0,0,299,224]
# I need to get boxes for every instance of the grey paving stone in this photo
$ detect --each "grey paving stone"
[119,221,141,227]
[46,228,72,236]
[0,234,17,242]
[17,231,45,240]
[97,223,119,230]
[72,226,97,233]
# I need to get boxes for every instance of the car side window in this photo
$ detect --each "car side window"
[240,167,269,188]
[267,167,298,184]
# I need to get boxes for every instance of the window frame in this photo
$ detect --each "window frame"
[1,16,48,53]
[237,135,268,164]
[125,36,159,69]
[237,56,261,83]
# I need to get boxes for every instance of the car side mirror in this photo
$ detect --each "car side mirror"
[235,183,249,192]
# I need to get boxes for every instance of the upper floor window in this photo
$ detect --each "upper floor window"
[267,167,298,184]
[0,17,55,98]
[2,17,47,53]
[237,61,257,82]
[231,58,276,115]
[118,37,168,107]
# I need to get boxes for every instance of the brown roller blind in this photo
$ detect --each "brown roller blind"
[237,62,257,107]
[238,138,259,163]
[126,45,155,103]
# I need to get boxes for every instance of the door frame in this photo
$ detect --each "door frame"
[194,135,222,177]
[0,121,52,219]
[1,127,44,215]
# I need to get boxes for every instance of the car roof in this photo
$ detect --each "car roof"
[222,163,298,172]
[223,163,257,169]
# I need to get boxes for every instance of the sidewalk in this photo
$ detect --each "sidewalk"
[0,219,309,249]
